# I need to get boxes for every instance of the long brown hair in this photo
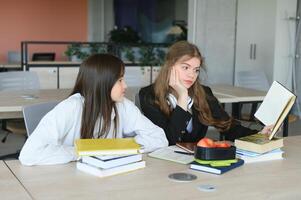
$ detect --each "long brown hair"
[71,54,125,138]
[154,41,232,131]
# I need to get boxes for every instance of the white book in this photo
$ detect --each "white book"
[254,81,296,140]
[236,149,283,163]
[76,160,145,178]
[82,154,142,169]
[236,148,282,157]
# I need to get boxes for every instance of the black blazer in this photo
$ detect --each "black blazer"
[139,84,258,145]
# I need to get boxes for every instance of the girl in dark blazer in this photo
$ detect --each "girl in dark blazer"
[139,41,273,145]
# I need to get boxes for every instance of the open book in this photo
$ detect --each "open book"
[254,81,296,140]
[148,146,194,164]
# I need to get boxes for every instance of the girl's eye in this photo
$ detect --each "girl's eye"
[181,66,189,70]
[195,68,200,73]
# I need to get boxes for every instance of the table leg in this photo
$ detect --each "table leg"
[283,116,289,137]
[232,103,242,119]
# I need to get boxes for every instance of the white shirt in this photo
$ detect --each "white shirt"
[19,93,168,166]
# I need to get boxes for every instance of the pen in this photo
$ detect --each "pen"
[174,151,194,155]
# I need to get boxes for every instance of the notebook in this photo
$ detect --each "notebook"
[148,146,194,164]
[190,159,244,175]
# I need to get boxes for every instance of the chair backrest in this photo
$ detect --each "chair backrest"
[235,70,270,91]
[22,101,59,136]
[7,51,21,64]
[135,92,141,111]
[0,71,40,91]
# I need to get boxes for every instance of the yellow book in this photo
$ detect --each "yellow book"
[74,138,140,156]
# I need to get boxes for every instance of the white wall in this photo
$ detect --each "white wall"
[188,0,297,87]
[235,0,276,85]
[188,0,236,85]
[273,0,297,89]
[88,0,114,42]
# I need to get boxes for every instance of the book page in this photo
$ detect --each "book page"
[269,96,296,139]
[254,81,296,138]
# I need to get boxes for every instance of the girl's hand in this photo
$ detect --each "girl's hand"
[169,67,188,111]
[169,67,187,97]
[260,124,274,135]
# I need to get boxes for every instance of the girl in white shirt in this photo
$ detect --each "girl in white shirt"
[19,54,168,166]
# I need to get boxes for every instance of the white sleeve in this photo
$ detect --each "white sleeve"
[19,98,81,166]
[121,99,168,153]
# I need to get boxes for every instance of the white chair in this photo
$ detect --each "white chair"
[0,71,40,91]
[235,69,270,121]
[235,70,270,91]
[124,67,150,87]
[0,101,58,160]
[23,101,58,136]
[0,71,40,143]
[135,92,141,111]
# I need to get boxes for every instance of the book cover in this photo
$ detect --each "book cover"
[234,133,283,154]
[74,138,140,156]
[190,159,244,175]
[82,154,143,169]
[176,142,197,153]
[148,146,194,164]
[236,148,283,163]
[76,160,146,178]
[254,81,296,140]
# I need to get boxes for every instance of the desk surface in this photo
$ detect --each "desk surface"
[28,61,81,65]
[0,85,265,119]
[0,89,71,119]
[0,161,32,200]
[5,136,301,200]
[211,84,266,102]
[0,63,22,69]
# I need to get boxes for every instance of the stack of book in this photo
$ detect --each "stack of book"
[235,81,295,164]
[235,134,284,163]
[236,148,283,163]
[75,138,145,178]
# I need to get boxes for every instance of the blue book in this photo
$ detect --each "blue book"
[190,159,244,175]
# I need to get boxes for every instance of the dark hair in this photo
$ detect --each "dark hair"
[71,54,125,139]
[154,41,232,131]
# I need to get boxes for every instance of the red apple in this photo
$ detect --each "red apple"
[215,141,231,148]
[197,138,216,148]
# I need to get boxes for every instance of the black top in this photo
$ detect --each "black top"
[139,84,258,145]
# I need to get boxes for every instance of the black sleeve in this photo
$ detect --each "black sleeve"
[139,86,192,145]
[204,86,258,141]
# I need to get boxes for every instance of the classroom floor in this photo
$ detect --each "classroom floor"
[1,118,301,158]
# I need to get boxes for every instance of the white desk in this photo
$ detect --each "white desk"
[28,61,81,65]
[4,136,301,200]
[210,84,266,102]
[0,87,237,120]
[0,88,142,120]
[0,64,22,69]
[0,89,71,119]
[0,161,32,200]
